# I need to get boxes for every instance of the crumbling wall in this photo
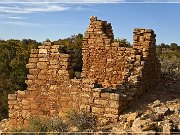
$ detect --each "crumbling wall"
[6,16,161,129]
[8,42,83,128]
[82,16,160,89]
[133,28,161,91]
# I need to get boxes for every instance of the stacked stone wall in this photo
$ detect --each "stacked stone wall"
[6,16,161,129]
[8,42,82,128]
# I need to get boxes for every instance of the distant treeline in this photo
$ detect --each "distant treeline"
[156,43,180,58]
[0,34,180,120]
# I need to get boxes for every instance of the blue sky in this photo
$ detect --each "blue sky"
[0,0,180,45]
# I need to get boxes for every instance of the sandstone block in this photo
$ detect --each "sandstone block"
[51,48,59,53]
[49,65,60,69]
[30,54,38,58]
[127,112,139,122]
[50,59,59,64]
[58,70,71,75]
[100,92,110,98]
[109,93,119,101]
[8,94,17,100]
[26,63,36,69]
[9,118,17,125]
[17,90,25,95]
[136,55,142,61]
[44,41,52,46]
[110,100,119,108]
[29,69,40,75]
[61,57,69,62]
[22,105,30,110]
[60,54,69,58]
[22,99,30,106]
[27,75,37,80]
[92,107,104,114]
[23,120,29,128]
[17,117,24,126]
[39,58,48,62]
[39,49,47,54]
[93,91,100,98]
[31,49,38,54]
[51,45,60,49]
[21,110,30,118]
[38,74,47,80]
[81,97,91,105]
[162,121,173,134]
[9,112,14,118]
[30,110,38,115]
[82,78,92,84]
[80,93,91,98]
[50,110,58,116]
[50,85,58,90]
[27,85,36,91]
[80,105,91,112]
[82,88,91,92]
[14,105,20,110]
[37,62,48,69]
[25,80,33,85]
[132,118,157,133]
[104,114,117,119]
[38,54,48,58]
[29,58,38,63]
[35,80,47,85]
[60,62,68,66]
[94,99,108,105]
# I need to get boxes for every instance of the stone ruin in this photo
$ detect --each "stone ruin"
[7,16,161,128]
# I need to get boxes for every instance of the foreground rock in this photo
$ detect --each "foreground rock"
[109,80,180,134]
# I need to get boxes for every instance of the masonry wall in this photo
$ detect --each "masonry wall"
[7,16,161,129]
[82,16,160,90]
[133,28,161,91]
[8,42,83,128]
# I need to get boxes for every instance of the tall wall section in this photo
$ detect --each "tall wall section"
[6,16,161,129]
[133,29,161,91]
[82,16,160,90]
[82,16,129,87]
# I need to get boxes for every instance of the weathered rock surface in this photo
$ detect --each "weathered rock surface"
[107,80,180,134]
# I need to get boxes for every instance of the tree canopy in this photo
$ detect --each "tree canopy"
[0,39,40,120]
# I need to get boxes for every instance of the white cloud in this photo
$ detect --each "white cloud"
[1,0,180,3]
[6,16,26,20]
[0,15,26,20]
[1,0,178,28]
[0,4,69,14]
[1,21,46,28]
[0,0,178,15]
[1,0,126,3]
[130,0,180,2]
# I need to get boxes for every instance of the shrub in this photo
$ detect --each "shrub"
[46,116,69,132]
[66,111,97,132]
[11,116,69,135]
[10,111,97,134]
[156,46,180,81]
[160,58,180,81]
[28,117,48,133]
